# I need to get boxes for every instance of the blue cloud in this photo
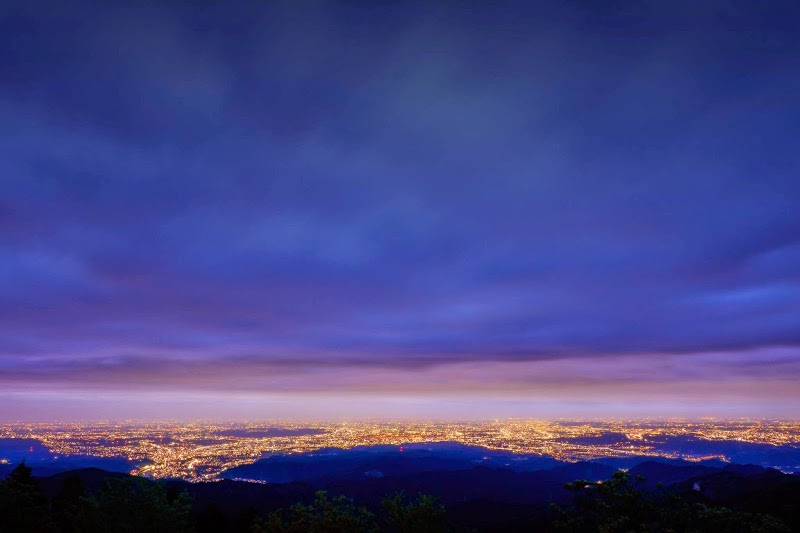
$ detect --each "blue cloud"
[1,0,799,395]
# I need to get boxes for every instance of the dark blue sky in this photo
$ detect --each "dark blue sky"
[1,0,799,418]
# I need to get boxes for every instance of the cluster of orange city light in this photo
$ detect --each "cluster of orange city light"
[1,419,798,482]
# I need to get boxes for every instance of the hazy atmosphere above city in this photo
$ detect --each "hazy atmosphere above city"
[1,0,799,421]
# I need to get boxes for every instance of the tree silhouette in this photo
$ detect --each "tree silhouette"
[51,475,90,533]
[382,491,447,533]
[252,490,379,533]
[81,477,193,533]
[552,469,790,533]
[0,462,57,532]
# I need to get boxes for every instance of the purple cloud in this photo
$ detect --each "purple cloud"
[1,0,799,416]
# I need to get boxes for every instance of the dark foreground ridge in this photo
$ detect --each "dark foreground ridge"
[2,450,799,532]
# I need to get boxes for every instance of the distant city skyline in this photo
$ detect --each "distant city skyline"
[6,419,798,481]
[2,0,799,420]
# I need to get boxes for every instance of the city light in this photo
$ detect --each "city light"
[1,419,797,482]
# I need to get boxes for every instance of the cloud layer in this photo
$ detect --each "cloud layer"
[1,1,799,415]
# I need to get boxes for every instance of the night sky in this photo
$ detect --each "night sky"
[2,1,799,420]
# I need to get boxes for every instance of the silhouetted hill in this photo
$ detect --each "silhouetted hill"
[668,468,800,529]
[37,467,132,498]
[0,437,135,479]
[628,460,719,487]
[221,442,561,483]
[653,435,800,470]
[679,468,799,500]
[10,456,798,532]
